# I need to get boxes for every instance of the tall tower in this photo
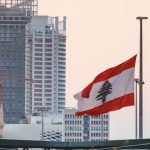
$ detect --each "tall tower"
[25,16,66,115]
[0,0,38,123]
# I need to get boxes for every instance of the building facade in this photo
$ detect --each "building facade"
[31,113,62,141]
[4,114,62,141]
[62,108,109,142]
[25,16,66,115]
[0,0,38,123]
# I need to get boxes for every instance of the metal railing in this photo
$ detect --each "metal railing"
[0,139,150,149]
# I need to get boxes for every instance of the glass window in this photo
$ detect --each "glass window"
[35,53,42,56]
[34,84,42,88]
[45,44,52,47]
[28,38,32,43]
[35,38,43,43]
[35,48,42,52]
[34,71,42,74]
[34,62,42,65]
[34,80,42,83]
[35,44,42,47]
[45,38,52,43]
[45,49,52,52]
[34,66,42,70]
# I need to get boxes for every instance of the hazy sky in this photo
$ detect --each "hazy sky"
[38,0,150,140]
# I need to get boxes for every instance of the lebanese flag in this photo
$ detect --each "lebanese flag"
[74,55,137,116]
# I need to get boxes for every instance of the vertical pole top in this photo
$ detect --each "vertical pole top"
[136,16,148,20]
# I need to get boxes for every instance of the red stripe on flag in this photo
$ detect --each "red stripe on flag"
[75,93,134,116]
[82,55,137,98]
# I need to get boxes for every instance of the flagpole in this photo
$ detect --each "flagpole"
[134,78,139,139]
[101,114,104,141]
[136,16,148,139]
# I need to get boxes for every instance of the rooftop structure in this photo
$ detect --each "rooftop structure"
[0,0,38,16]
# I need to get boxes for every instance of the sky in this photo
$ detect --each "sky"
[38,0,150,140]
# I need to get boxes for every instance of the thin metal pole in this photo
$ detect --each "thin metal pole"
[101,114,104,141]
[134,78,139,139]
[42,108,44,141]
[136,16,148,139]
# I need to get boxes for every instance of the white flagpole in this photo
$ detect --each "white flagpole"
[136,16,148,139]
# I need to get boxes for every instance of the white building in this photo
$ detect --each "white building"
[25,16,66,116]
[31,113,62,141]
[62,108,109,142]
[4,114,62,141]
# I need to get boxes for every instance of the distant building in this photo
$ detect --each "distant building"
[25,16,66,116]
[0,0,38,123]
[4,114,62,141]
[31,113,62,141]
[62,108,109,142]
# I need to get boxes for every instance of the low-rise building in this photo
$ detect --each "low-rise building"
[62,107,109,142]
[4,114,62,141]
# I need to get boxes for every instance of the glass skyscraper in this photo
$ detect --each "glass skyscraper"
[0,0,38,123]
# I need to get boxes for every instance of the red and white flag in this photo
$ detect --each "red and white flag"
[74,55,137,116]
